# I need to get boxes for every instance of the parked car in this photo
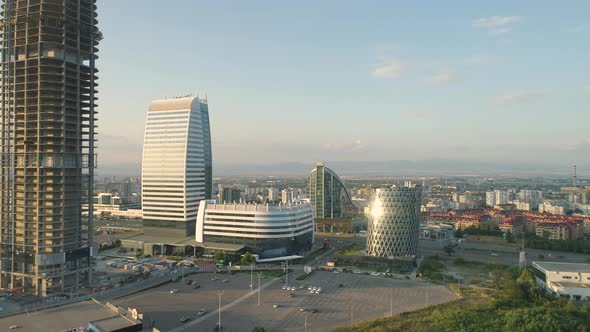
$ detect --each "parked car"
[179,317,189,323]
[311,308,319,313]
[193,284,201,289]
[273,303,280,308]
[170,289,179,294]
[197,309,207,316]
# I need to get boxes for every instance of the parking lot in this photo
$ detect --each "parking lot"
[113,270,458,332]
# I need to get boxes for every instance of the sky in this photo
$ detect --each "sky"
[96,0,590,174]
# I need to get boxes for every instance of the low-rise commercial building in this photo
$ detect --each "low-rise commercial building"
[196,200,315,259]
[532,261,590,300]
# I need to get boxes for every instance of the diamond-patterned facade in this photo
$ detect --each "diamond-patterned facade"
[366,186,422,257]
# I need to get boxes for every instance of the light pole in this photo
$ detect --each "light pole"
[250,264,253,293]
[304,314,307,332]
[217,291,223,329]
[257,273,261,306]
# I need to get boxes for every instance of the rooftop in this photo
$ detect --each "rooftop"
[533,261,590,273]
[205,200,311,213]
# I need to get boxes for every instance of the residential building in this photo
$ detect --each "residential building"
[535,222,583,241]
[268,188,278,202]
[307,161,355,219]
[366,184,422,257]
[141,96,212,236]
[196,200,314,259]
[218,186,241,204]
[0,0,100,296]
[532,261,590,300]
[539,201,566,215]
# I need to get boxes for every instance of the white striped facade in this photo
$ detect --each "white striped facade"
[142,97,209,235]
[196,200,315,242]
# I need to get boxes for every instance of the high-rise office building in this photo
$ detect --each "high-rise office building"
[219,185,241,204]
[141,96,211,236]
[366,185,422,257]
[307,162,355,219]
[0,0,100,296]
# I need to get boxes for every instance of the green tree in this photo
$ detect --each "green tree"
[241,251,256,266]
[251,327,266,332]
[505,230,515,243]
[215,252,226,263]
[443,243,456,256]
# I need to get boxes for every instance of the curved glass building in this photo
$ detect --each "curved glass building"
[366,185,422,257]
[196,200,314,258]
[308,162,355,219]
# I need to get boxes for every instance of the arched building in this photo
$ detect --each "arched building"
[307,162,356,220]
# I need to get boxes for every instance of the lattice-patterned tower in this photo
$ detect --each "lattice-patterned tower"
[366,185,422,257]
[0,0,100,297]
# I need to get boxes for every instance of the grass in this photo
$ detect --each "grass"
[336,243,365,256]
[295,271,313,280]
[293,247,330,264]
[453,257,507,271]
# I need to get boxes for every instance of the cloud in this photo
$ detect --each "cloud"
[373,59,413,78]
[472,16,520,35]
[428,69,455,85]
[493,90,541,106]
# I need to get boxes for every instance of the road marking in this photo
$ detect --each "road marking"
[167,277,278,332]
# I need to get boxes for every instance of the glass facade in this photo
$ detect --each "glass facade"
[366,185,422,257]
[307,162,355,219]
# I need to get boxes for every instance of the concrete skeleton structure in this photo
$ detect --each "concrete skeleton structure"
[141,96,212,237]
[0,0,100,296]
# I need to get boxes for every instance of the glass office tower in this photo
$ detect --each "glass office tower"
[141,96,211,236]
[307,161,355,219]
[0,0,100,296]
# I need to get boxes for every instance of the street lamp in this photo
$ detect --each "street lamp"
[217,291,223,330]
[257,273,261,306]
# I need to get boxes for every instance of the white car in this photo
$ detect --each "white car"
[273,304,280,308]
[170,289,179,294]
[312,287,317,291]
[282,285,287,290]
[197,309,207,316]
[308,286,313,290]
[371,272,381,276]
[299,285,305,289]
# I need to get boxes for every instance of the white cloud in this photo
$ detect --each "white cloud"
[428,69,455,85]
[493,90,541,106]
[472,16,520,35]
[373,59,413,78]
[472,16,521,28]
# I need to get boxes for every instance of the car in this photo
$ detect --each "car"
[371,271,381,276]
[290,287,296,291]
[193,284,201,289]
[311,308,319,313]
[179,317,190,323]
[210,277,217,281]
[352,270,361,274]
[332,270,340,274]
[9,326,20,330]
[282,285,287,290]
[185,280,192,285]
[299,284,305,289]
[197,309,207,316]
[299,307,306,312]
[491,253,499,256]
[170,289,179,294]
[312,287,317,291]
[337,240,343,243]
[273,303,280,308]
[222,279,229,283]
[308,286,313,290]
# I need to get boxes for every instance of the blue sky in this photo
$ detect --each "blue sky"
[96,0,590,171]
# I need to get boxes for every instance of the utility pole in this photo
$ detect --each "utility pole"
[304,314,308,332]
[217,291,223,329]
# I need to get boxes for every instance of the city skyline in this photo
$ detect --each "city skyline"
[97,0,590,173]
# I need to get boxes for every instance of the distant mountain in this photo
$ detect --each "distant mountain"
[96,159,587,178]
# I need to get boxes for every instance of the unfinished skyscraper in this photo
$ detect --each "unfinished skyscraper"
[0,0,100,296]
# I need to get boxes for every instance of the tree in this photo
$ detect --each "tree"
[215,252,226,263]
[505,231,515,243]
[454,228,464,238]
[241,251,256,266]
[251,327,266,332]
[443,243,456,256]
